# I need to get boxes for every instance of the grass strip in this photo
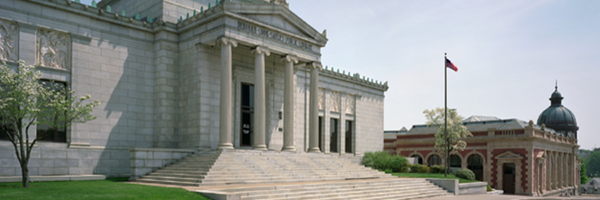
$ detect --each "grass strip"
[0,177,209,200]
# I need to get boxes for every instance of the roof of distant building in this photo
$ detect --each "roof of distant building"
[464,115,501,122]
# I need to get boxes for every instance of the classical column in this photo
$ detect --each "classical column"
[281,55,298,152]
[553,152,557,190]
[307,62,322,153]
[251,46,270,151]
[218,37,237,149]
[546,151,551,191]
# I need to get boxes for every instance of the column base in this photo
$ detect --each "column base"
[307,147,321,153]
[253,145,268,151]
[281,146,296,152]
[217,143,234,149]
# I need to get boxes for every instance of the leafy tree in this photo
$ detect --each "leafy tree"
[423,108,472,174]
[0,61,100,187]
[581,158,590,184]
[587,151,600,177]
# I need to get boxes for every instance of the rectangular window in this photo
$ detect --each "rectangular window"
[37,80,67,143]
[0,116,15,141]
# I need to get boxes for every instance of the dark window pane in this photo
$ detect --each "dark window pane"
[37,80,67,143]
[449,155,461,167]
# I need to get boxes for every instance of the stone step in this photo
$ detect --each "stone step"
[136,178,200,187]
[208,179,450,200]
[227,180,432,195]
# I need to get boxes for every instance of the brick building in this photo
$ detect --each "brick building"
[386,86,579,196]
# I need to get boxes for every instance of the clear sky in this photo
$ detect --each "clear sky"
[81,0,599,150]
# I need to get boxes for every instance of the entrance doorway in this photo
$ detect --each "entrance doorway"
[330,118,338,153]
[503,163,516,194]
[468,155,484,181]
[240,83,254,147]
[345,120,353,153]
[318,116,323,151]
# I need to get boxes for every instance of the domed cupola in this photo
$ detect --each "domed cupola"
[537,84,579,138]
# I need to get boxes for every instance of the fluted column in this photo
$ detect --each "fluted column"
[218,37,237,149]
[307,62,322,153]
[281,55,298,152]
[251,46,270,151]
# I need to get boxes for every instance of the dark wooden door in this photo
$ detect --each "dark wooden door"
[240,83,254,146]
[503,163,516,194]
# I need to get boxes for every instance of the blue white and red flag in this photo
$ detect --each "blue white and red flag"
[445,58,458,72]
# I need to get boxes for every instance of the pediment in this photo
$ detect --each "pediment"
[241,14,305,37]
[495,151,523,160]
[224,3,327,46]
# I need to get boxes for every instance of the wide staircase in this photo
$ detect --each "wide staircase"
[135,149,451,199]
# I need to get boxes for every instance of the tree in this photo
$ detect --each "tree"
[581,158,590,184]
[0,61,100,187]
[423,108,472,174]
[588,151,600,177]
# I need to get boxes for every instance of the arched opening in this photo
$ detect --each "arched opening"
[428,154,441,166]
[467,154,484,181]
[411,155,423,165]
[449,154,461,168]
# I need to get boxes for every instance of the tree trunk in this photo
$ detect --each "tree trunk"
[21,164,29,187]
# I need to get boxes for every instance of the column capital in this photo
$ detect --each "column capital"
[308,62,322,70]
[251,46,271,56]
[217,36,238,47]
[281,55,299,64]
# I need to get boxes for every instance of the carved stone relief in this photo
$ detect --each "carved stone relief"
[36,28,71,70]
[345,94,355,115]
[0,19,18,61]
[330,91,340,112]
[318,88,325,110]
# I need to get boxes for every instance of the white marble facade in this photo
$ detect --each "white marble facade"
[0,0,388,177]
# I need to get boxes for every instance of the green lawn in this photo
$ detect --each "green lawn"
[0,177,210,200]
[391,172,479,183]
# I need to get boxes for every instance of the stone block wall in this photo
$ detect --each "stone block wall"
[129,148,196,180]
[0,143,130,177]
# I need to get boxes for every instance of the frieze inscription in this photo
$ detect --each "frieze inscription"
[237,21,313,51]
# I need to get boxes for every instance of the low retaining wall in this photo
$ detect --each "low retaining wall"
[458,182,488,195]
[426,178,459,195]
[129,148,197,181]
[426,178,488,195]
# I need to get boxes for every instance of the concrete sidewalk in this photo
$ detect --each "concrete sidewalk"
[419,194,600,200]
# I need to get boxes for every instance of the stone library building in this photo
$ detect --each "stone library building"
[0,0,389,180]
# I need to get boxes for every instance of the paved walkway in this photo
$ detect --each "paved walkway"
[420,194,600,200]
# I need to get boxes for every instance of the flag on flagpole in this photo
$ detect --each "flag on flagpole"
[445,58,458,72]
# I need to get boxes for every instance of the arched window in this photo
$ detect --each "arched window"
[428,155,441,166]
[467,154,484,181]
[449,155,461,168]
[411,155,423,165]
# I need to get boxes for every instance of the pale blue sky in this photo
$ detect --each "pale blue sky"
[82,0,599,150]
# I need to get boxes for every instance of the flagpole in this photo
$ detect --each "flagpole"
[444,53,448,178]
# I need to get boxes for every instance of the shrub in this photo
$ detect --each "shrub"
[430,165,445,174]
[387,155,410,173]
[410,164,430,173]
[362,151,410,173]
[384,169,393,174]
[362,151,388,169]
[487,185,492,191]
[455,168,476,181]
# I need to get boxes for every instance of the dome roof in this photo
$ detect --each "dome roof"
[537,85,579,134]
